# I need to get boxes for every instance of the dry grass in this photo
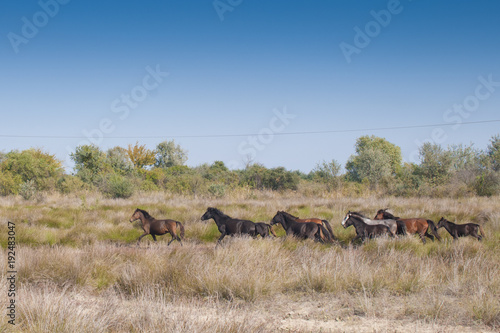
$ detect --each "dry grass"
[0,191,499,332]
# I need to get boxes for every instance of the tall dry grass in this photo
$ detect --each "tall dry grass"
[0,191,499,332]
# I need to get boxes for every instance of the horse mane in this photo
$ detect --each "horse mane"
[280,211,299,219]
[378,209,396,219]
[208,207,230,219]
[350,211,367,218]
[136,208,153,219]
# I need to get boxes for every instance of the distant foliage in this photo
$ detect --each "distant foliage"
[155,140,188,169]
[102,174,134,199]
[71,145,111,184]
[346,136,401,184]
[126,142,156,169]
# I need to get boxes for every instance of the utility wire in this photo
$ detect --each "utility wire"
[1,119,500,139]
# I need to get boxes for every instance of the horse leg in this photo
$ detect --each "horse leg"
[151,234,157,242]
[137,232,149,246]
[418,232,426,244]
[167,233,175,246]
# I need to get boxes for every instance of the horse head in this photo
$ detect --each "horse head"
[437,217,446,229]
[201,207,216,221]
[270,211,284,226]
[129,208,142,223]
[341,211,352,228]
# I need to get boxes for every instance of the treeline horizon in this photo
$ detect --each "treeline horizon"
[1,134,499,199]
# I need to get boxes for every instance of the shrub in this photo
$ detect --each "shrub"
[19,180,38,200]
[0,170,21,195]
[102,174,134,198]
[208,183,226,198]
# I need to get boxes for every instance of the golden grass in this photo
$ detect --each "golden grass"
[0,191,499,332]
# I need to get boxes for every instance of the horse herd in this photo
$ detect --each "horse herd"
[129,207,486,247]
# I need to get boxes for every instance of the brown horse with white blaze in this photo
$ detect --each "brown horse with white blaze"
[129,208,185,246]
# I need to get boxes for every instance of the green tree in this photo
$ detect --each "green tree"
[311,159,342,191]
[346,136,401,184]
[487,134,500,171]
[415,143,453,185]
[155,140,188,169]
[71,144,110,183]
[107,146,133,174]
[1,148,63,191]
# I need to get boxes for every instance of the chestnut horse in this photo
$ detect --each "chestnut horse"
[437,217,485,241]
[129,208,185,246]
[374,209,440,244]
[281,211,336,241]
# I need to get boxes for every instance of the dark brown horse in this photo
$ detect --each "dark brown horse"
[374,209,440,244]
[129,208,185,246]
[437,217,485,241]
[341,212,393,244]
[281,211,336,241]
[271,211,332,243]
[255,222,277,238]
[201,207,257,245]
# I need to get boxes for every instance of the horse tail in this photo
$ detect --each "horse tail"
[268,224,277,237]
[176,221,185,239]
[478,224,486,239]
[322,220,336,240]
[318,224,332,243]
[397,220,407,236]
[427,220,441,241]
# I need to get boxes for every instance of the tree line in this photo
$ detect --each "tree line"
[0,134,499,199]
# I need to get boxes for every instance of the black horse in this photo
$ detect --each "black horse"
[341,213,393,244]
[270,211,331,243]
[201,207,257,245]
[255,222,277,238]
[437,217,485,241]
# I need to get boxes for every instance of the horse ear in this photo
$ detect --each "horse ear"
[383,208,389,211]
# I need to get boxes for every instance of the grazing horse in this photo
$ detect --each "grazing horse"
[271,211,331,243]
[374,209,440,244]
[437,217,485,241]
[201,207,257,245]
[255,222,277,238]
[281,211,335,241]
[341,212,393,243]
[129,208,184,246]
[348,211,399,237]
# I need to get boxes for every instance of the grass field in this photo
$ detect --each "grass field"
[1,191,499,332]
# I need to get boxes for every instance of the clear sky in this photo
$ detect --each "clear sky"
[1,0,499,172]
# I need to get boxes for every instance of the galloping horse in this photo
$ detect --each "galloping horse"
[281,211,335,240]
[271,211,332,243]
[341,212,393,244]
[348,211,399,237]
[255,222,277,238]
[201,207,257,245]
[374,209,440,244]
[129,208,185,246]
[437,217,485,241]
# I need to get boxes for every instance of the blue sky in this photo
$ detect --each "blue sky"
[1,0,499,172]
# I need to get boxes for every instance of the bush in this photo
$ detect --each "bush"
[208,183,226,198]
[57,175,89,194]
[0,170,21,195]
[19,180,38,200]
[102,174,134,198]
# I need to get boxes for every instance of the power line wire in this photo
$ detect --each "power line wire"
[1,119,500,139]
